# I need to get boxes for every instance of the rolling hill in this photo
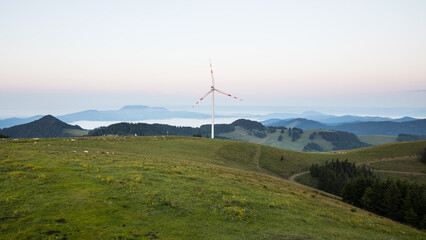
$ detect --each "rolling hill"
[1,105,419,129]
[332,119,426,136]
[0,115,88,138]
[265,118,426,136]
[218,126,370,152]
[266,118,328,129]
[57,105,211,122]
[88,119,373,152]
[0,115,43,129]
[1,136,425,239]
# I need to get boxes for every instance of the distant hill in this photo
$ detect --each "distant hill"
[332,119,426,136]
[263,115,418,125]
[218,126,370,152]
[88,122,235,137]
[266,118,328,129]
[2,105,420,129]
[396,133,426,142]
[319,115,401,125]
[265,118,426,136]
[0,115,88,138]
[89,122,203,137]
[58,105,211,122]
[88,119,371,152]
[231,119,265,130]
[0,106,212,129]
[0,115,43,129]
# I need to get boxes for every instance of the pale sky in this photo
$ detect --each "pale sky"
[1,0,425,118]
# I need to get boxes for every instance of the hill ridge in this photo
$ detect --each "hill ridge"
[0,115,86,138]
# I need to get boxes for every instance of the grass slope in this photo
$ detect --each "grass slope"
[291,141,426,185]
[358,135,397,145]
[219,127,373,152]
[0,137,425,239]
[219,127,337,152]
[62,129,89,137]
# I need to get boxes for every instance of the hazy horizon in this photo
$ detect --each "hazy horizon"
[1,103,425,120]
[1,1,425,119]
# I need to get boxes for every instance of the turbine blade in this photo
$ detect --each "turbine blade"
[192,89,213,107]
[215,89,243,101]
[209,58,215,87]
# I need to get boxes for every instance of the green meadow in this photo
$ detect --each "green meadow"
[1,137,425,239]
[357,135,397,146]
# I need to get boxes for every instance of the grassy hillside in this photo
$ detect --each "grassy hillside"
[358,135,397,145]
[218,127,360,152]
[1,137,425,239]
[61,128,89,137]
[295,141,426,186]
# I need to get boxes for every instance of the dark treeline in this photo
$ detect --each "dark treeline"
[89,122,198,136]
[342,177,426,229]
[88,122,235,137]
[421,148,426,164]
[233,119,268,138]
[318,131,371,150]
[303,142,323,152]
[199,124,235,134]
[288,128,303,142]
[0,133,8,138]
[310,159,374,196]
[397,134,426,142]
[88,119,289,139]
[89,119,285,137]
[231,119,265,130]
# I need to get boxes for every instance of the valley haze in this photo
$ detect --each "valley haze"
[1,105,424,130]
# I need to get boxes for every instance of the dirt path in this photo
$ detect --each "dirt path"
[289,171,309,182]
[362,155,425,176]
[252,145,278,176]
[364,155,419,165]
[254,145,262,170]
[373,170,426,176]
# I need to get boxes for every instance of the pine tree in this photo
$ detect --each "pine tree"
[318,168,334,193]
[421,147,426,164]
[362,180,385,215]
[404,208,418,227]
[383,182,402,221]
[361,186,376,212]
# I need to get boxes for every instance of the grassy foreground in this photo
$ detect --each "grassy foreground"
[0,136,425,239]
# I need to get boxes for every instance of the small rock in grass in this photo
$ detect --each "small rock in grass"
[55,218,66,223]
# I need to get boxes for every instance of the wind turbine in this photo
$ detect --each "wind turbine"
[193,59,242,139]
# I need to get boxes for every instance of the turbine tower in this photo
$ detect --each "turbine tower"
[193,59,242,139]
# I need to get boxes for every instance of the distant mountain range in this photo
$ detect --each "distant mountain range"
[264,118,426,136]
[2,115,425,152]
[88,118,374,152]
[257,111,417,125]
[0,105,420,129]
[0,105,211,129]
[0,115,44,129]
[58,105,211,122]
